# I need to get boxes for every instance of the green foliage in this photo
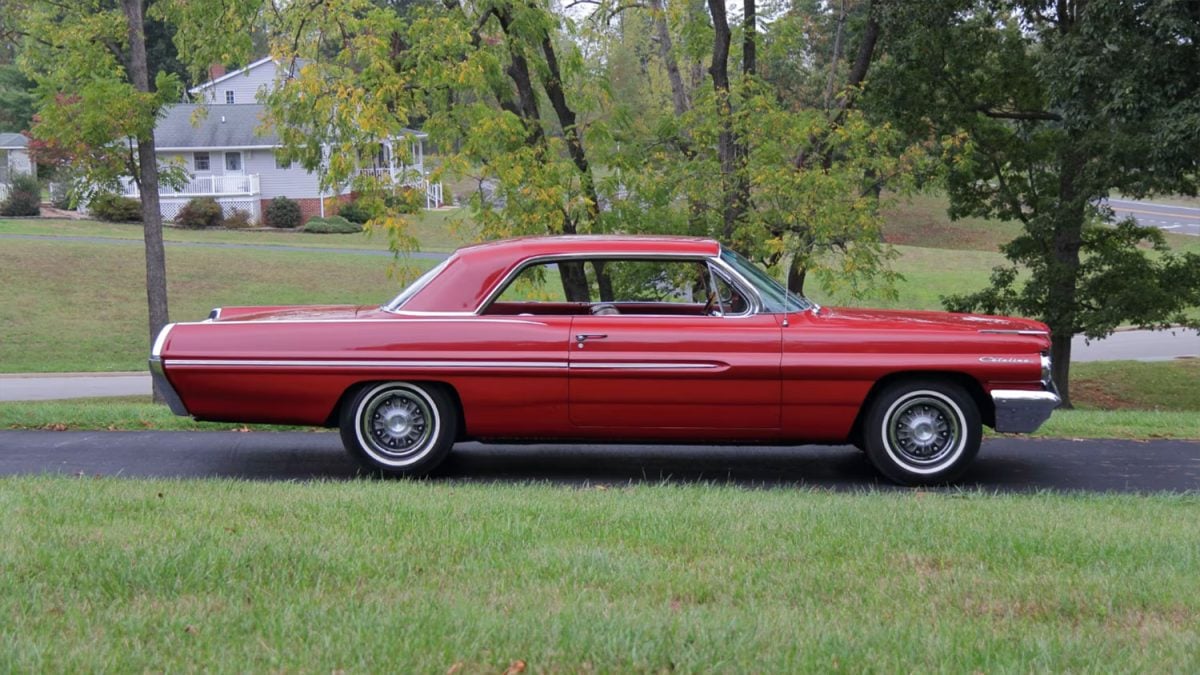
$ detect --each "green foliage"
[222,209,255,229]
[175,197,223,229]
[264,196,301,229]
[0,173,41,217]
[302,215,363,234]
[866,0,1200,404]
[88,192,141,222]
[0,64,36,132]
[945,219,1200,339]
[335,200,372,224]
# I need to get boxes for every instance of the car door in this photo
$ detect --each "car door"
[567,258,782,435]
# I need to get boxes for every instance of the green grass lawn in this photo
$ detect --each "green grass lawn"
[0,240,438,372]
[2,478,1197,672]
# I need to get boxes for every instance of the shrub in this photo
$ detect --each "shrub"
[175,197,223,229]
[222,209,255,229]
[89,192,141,222]
[0,173,41,217]
[335,199,372,224]
[302,215,363,234]
[265,196,302,229]
[385,189,422,215]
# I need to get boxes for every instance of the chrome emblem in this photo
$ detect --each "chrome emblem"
[980,356,1033,364]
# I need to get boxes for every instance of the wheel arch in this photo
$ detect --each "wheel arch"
[325,379,468,441]
[850,370,994,444]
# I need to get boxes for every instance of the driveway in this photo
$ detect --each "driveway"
[0,431,1196,493]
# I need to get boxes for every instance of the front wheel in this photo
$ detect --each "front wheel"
[861,380,981,486]
[339,382,458,477]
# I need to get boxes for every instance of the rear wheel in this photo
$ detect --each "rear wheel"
[861,379,981,486]
[339,382,457,477]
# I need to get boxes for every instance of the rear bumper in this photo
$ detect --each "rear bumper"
[991,388,1061,433]
[149,323,190,417]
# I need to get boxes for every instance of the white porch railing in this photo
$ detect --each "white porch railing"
[357,167,443,208]
[122,174,261,198]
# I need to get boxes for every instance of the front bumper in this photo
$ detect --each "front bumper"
[991,388,1061,433]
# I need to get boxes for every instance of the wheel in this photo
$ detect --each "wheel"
[339,382,458,477]
[861,379,981,486]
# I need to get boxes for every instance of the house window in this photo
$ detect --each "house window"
[225,152,242,172]
[225,90,235,104]
[274,152,292,170]
[193,152,210,171]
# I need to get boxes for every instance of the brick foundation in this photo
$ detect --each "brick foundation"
[260,194,355,226]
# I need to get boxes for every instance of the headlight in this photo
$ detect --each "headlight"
[1040,352,1052,386]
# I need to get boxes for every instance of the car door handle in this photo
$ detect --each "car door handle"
[575,334,608,342]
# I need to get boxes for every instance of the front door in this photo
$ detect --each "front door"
[568,313,782,433]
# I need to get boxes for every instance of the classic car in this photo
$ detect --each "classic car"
[149,235,1060,485]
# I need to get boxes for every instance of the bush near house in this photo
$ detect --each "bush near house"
[335,199,371,224]
[89,192,141,222]
[302,215,362,234]
[0,174,42,217]
[265,196,302,229]
[175,197,223,229]
[222,209,255,229]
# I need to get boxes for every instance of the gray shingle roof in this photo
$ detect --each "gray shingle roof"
[0,132,28,149]
[155,104,279,150]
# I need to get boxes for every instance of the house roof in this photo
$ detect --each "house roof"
[0,132,29,149]
[188,56,278,93]
[155,104,280,150]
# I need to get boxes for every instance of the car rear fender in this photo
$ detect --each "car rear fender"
[325,380,469,441]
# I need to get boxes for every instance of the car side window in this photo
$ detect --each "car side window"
[486,257,749,316]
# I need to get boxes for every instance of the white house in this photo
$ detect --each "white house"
[0,132,36,201]
[120,58,442,223]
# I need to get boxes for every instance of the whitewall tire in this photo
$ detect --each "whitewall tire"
[862,379,981,486]
[339,382,457,477]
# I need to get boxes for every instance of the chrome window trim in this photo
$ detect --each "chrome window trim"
[474,252,764,317]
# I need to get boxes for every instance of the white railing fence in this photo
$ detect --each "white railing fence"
[122,174,260,198]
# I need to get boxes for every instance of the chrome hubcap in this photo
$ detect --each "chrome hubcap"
[888,396,961,465]
[363,390,433,459]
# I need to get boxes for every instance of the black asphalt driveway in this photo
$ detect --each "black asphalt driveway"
[0,431,1196,492]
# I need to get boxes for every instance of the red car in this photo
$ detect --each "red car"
[150,235,1060,485]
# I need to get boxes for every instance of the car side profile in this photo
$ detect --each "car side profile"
[150,235,1060,485]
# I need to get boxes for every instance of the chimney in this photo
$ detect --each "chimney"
[208,63,226,81]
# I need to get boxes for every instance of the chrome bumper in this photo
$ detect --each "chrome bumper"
[149,323,190,417]
[991,388,1061,433]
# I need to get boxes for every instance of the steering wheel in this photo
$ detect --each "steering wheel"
[590,303,620,316]
[702,291,718,316]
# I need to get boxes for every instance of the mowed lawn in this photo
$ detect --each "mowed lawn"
[2,478,1198,672]
[0,239,437,372]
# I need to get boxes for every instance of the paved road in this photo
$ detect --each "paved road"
[1106,198,1200,236]
[1071,328,1199,362]
[0,431,1196,492]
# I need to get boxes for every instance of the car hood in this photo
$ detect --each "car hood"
[210,305,372,322]
[818,307,1049,334]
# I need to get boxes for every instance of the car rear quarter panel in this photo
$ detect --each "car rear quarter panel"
[159,317,573,432]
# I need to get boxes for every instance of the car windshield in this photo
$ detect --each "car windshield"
[719,248,812,313]
[384,257,452,311]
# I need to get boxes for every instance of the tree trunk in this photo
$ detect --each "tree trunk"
[707,0,747,242]
[823,0,847,110]
[650,0,689,117]
[1045,147,1087,409]
[742,0,756,77]
[122,0,170,404]
[538,35,600,227]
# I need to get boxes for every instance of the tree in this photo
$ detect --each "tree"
[866,0,1200,407]
[6,0,185,401]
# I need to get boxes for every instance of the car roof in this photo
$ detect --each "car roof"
[455,234,722,259]
[399,235,724,313]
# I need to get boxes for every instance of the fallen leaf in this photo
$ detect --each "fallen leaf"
[184,625,199,635]
[503,660,526,675]
[445,663,464,675]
